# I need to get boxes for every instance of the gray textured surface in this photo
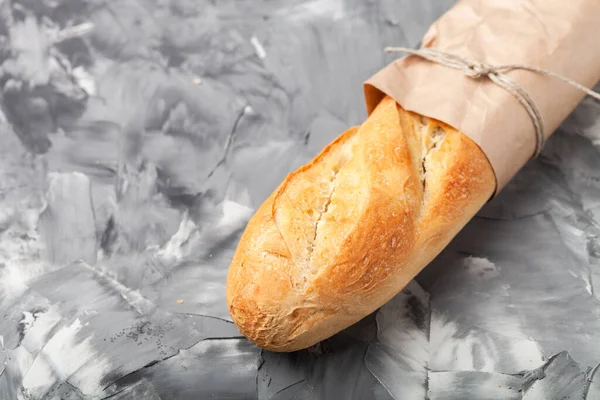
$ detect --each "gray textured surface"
[1,0,599,399]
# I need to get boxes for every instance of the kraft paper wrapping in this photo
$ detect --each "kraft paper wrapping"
[365,0,600,192]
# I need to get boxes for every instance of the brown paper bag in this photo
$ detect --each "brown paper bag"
[365,0,600,192]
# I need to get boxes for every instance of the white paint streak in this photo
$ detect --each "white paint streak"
[568,270,578,278]
[155,212,198,263]
[0,209,52,302]
[250,35,267,59]
[80,262,155,316]
[375,291,429,371]
[8,346,36,399]
[512,339,545,369]
[219,200,254,230]
[9,15,50,85]
[429,314,544,373]
[20,306,62,354]
[51,22,94,44]
[463,256,500,280]
[72,66,97,96]
[583,274,593,295]
[22,318,111,396]
[282,0,345,22]
[19,312,36,335]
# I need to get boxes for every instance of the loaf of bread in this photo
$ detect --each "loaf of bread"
[226,96,495,352]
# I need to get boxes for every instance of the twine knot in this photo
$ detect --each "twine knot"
[383,46,600,158]
[466,62,495,78]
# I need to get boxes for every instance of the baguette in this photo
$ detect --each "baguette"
[226,96,495,352]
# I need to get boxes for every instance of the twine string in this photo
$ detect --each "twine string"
[384,46,600,157]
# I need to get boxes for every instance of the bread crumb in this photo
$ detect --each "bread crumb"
[192,77,202,85]
[177,299,184,304]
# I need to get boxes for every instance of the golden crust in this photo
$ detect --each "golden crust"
[226,96,495,352]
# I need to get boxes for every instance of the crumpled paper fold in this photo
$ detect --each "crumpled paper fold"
[365,0,600,192]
